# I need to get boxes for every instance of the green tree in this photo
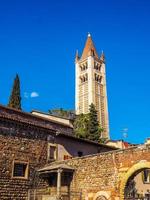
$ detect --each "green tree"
[8,74,21,110]
[88,103,100,142]
[48,108,75,119]
[74,113,89,139]
[74,104,105,143]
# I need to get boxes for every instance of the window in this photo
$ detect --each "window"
[12,161,28,179]
[94,62,101,72]
[80,74,88,83]
[48,144,57,161]
[145,194,150,198]
[80,63,88,71]
[142,169,150,183]
[78,151,83,157]
[64,155,72,160]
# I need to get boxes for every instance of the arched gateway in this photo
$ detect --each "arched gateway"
[96,196,107,200]
[93,191,110,200]
[120,161,150,200]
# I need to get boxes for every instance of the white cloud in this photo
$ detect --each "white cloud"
[30,92,39,98]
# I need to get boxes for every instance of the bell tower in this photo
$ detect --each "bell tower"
[75,34,109,139]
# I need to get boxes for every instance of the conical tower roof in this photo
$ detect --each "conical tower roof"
[100,50,105,62]
[81,33,99,60]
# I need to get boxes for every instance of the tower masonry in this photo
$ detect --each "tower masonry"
[75,34,109,139]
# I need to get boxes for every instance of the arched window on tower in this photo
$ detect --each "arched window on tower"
[85,74,88,81]
[99,76,102,84]
[80,74,88,83]
[80,62,88,72]
[94,62,101,72]
[80,65,83,71]
[98,64,102,72]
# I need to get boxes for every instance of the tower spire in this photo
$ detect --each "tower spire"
[75,34,109,139]
[75,50,79,62]
[100,50,105,62]
[81,33,99,60]
[88,32,91,37]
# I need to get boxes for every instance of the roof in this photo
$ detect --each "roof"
[57,132,117,149]
[32,109,73,120]
[124,141,130,148]
[0,104,116,150]
[38,163,74,173]
[81,34,99,60]
[0,104,73,130]
[31,110,73,128]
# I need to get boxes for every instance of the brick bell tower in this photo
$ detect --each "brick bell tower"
[75,33,109,139]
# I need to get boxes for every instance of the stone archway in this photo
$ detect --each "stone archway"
[120,161,150,200]
[96,196,107,200]
[93,191,111,200]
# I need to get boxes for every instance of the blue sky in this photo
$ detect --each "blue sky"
[0,0,150,144]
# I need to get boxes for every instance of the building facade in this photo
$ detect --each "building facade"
[36,144,150,200]
[0,105,114,199]
[75,34,109,139]
[105,140,135,149]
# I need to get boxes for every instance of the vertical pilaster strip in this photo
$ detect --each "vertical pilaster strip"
[88,56,94,107]
[102,62,109,139]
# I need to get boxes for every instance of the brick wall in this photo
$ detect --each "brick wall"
[0,106,114,199]
[0,105,73,135]
[50,145,150,200]
[0,119,49,199]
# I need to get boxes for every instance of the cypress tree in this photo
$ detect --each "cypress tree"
[8,74,21,110]
[88,103,100,142]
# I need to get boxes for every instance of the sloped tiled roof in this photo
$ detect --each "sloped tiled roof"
[38,163,74,172]
[0,104,117,150]
[81,34,99,60]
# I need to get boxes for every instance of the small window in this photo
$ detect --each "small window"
[64,155,72,160]
[78,151,83,157]
[142,169,150,183]
[48,144,57,161]
[12,162,28,179]
[145,194,150,198]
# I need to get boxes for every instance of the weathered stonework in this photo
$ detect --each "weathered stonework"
[0,120,48,199]
[0,105,150,200]
[0,105,114,199]
[39,145,150,200]
[0,105,73,135]
[75,34,109,138]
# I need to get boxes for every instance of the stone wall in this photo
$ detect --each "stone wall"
[0,119,49,199]
[0,105,114,199]
[1,116,150,200]
[56,145,150,200]
[2,105,150,200]
[0,105,73,135]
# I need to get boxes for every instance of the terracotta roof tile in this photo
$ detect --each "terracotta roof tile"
[81,34,99,60]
